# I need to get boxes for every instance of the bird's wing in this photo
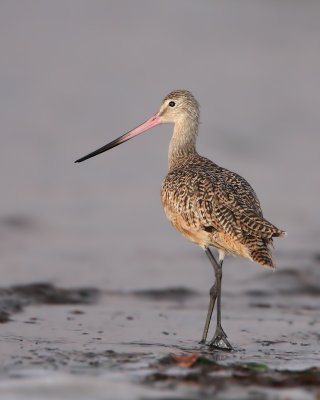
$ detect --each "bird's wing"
[204,171,284,240]
[162,164,285,242]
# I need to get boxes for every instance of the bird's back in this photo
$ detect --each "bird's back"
[161,153,286,268]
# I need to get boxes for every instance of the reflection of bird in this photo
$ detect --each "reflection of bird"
[76,90,286,350]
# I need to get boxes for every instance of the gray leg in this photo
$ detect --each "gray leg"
[199,282,217,344]
[204,248,232,350]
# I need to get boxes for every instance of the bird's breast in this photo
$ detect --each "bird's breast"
[160,175,211,248]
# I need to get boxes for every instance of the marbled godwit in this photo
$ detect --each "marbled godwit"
[75,90,286,350]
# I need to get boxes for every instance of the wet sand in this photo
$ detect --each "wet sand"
[1,1,320,399]
[0,259,319,399]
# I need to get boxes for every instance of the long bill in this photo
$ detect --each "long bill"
[75,113,161,163]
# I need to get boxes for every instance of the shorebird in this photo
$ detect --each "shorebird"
[75,90,286,350]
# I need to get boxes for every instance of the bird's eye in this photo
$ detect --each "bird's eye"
[169,101,175,107]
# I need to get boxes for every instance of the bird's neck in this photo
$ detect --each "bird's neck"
[168,118,199,170]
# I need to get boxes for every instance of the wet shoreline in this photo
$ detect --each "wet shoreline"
[1,1,320,398]
[0,272,319,399]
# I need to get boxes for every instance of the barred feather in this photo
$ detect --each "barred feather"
[160,90,286,269]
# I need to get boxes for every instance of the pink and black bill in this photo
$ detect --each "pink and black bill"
[75,113,161,163]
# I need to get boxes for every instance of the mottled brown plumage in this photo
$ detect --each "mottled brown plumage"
[160,90,285,269]
[161,154,285,268]
[75,89,286,350]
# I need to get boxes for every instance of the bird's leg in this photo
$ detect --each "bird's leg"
[199,248,220,344]
[199,281,217,344]
[205,248,232,351]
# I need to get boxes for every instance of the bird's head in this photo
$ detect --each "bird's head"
[158,90,200,125]
[75,89,199,163]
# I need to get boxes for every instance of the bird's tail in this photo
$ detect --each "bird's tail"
[241,213,286,268]
[246,227,286,269]
[250,243,275,269]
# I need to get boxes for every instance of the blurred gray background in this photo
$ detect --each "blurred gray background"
[1,0,319,291]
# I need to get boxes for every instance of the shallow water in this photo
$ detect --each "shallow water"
[0,1,320,399]
[0,270,319,399]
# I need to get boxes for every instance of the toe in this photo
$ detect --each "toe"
[208,330,233,351]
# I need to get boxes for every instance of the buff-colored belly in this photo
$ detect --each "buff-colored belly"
[163,203,252,260]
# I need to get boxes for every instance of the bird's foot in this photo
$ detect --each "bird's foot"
[208,326,233,351]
